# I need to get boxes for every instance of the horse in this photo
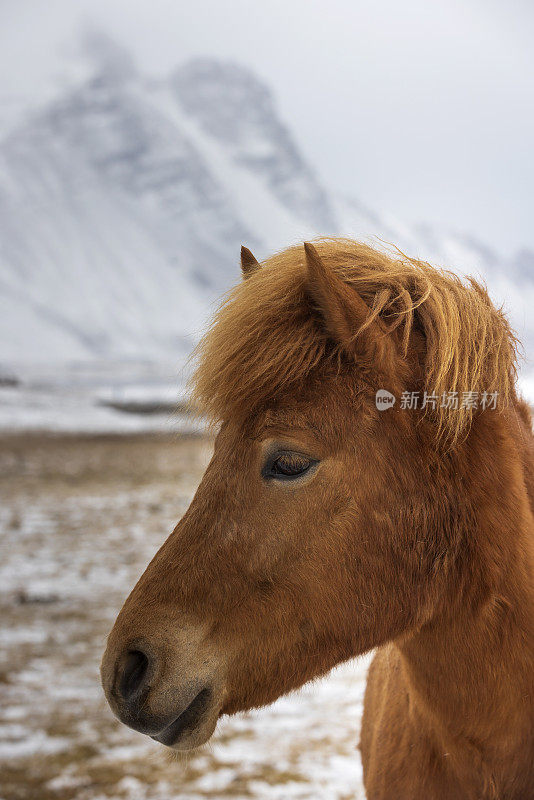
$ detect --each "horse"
[101,239,534,799]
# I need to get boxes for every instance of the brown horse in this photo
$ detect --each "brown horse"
[101,239,534,799]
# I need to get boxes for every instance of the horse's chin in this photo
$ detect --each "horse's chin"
[150,690,221,752]
[159,716,218,752]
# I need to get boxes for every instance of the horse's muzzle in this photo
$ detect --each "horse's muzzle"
[100,629,223,751]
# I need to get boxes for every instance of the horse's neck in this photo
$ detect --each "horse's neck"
[517,400,534,520]
[399,406,534,775]
[399,578,534,742]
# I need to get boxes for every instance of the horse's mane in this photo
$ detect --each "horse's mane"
[191,238,520,445]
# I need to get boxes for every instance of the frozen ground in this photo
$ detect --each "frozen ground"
[0,433,370,800]
[0,362,202,435]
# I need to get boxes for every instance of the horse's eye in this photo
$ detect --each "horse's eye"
[263,452,317,481]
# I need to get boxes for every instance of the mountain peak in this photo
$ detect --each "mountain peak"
[172,57,273,144]
[0,40,532,367]
[79,28,137,84]
[172,57,338,232]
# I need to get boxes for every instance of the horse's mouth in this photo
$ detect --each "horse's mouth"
[150,687,213,748]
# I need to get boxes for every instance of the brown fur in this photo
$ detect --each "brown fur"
[101,239,534,799]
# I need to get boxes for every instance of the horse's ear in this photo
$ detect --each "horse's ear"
[304,242,386,360]
[241,246,260,278]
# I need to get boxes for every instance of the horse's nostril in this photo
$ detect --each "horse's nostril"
[118,649,149,701]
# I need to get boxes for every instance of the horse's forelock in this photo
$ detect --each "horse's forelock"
[190,238,519,445]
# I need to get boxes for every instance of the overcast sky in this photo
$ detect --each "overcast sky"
[1,0,533,256]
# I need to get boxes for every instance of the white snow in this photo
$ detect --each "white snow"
[0,361,204,433]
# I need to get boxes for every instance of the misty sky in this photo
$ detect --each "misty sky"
[1,0,533,256]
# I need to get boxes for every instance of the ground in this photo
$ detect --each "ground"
[0,433,369,800]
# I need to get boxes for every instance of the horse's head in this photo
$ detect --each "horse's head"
[101,240,517,750]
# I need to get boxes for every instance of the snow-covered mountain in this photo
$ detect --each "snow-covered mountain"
[0,33,532,370]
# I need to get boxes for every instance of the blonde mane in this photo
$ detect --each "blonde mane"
[191,238,519,445]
